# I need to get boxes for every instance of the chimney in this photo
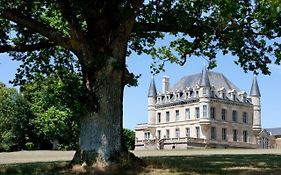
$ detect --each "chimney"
[162,76,170,93]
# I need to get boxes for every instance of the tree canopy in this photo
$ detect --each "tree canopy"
[0,0,280,167]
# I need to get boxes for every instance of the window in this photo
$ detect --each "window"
[232,110,237,122]
[233,129,237,142]
[166,111,170,123]
[211,91,215,97]
[196,107,200,118]
[185,108,190,120]
[243,130,248,142]
[222,93,225,98]
[157,113,161,123]
[166,129,170,139]
[222,128,227,141]
[243,96,247,102]
[203,88,207,95]
[196,91,199,97]
[157,130,161,139]
[196,127,200,138]
[203,105,207,118]
[175,110,179,121]
[175,128,180,138]
[211,107,215,119]
[185,128,190,137]
[211,127,216,140]
[144,132,150,140]
[243,112,248,124]
[233,94,236,101]
[222,109,226,121]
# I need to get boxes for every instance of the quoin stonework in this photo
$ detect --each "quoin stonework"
[135,68,280,150]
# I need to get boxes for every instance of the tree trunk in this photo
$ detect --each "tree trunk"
[71,52,128,169]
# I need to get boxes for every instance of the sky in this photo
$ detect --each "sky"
[1,49,281,130]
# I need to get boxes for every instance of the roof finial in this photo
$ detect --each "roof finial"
[148,77,157,98]
[199,67,211,87]
[250,76,261,97]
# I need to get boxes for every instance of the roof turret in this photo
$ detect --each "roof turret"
[148,77,157,98]
[250,76,261,97]
[199,67,211,87]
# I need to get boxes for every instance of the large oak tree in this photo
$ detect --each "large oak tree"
[0,0,280,168]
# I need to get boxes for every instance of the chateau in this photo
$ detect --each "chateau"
[135,68,272,149]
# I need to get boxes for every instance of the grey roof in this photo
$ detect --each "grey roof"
[148,78,157,98]
[250,76,261,97]
[266,128,281,136]
[199,68,211,87]
[170,71,240,92]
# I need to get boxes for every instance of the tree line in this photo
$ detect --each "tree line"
[0,74,135,152]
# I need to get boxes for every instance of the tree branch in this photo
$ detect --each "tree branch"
[56,0,84,40]
[0,10,71,49]
[0,41,54,53]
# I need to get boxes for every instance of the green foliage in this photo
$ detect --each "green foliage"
[25,142,34,150]
[22,70,83,150]
[0,86,33,151]
[123,128,135,150]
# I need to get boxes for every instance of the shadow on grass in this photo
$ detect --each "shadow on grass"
[143,154,281,175]
[1,155,281,175]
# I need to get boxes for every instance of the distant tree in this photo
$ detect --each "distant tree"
[0,0,280,168]
[0,83,33,151]
[22,70,83,150]
[123,128,135,150]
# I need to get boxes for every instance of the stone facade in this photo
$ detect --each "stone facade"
[135,68,264,150]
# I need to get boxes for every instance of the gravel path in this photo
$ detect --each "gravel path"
[0,149,281,164]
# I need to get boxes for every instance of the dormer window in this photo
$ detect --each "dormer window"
[233,94,236,101]
[203,88,207,95]
[222,93,225,98]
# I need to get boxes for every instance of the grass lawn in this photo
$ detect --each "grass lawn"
[0,154,281,175]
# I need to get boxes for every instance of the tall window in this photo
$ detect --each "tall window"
[166,129,170,139]
[211,127,216,140]
[185,108,190,120]
[157,112,161,123]
[185,128,190,137]
[232,110,237,122]
[211,107,216,119]
[175,110,180,121]
[175,128,180,138]
[233,129,237,142]
[157,130,161,139]
[203,105,207,118]
[196,127,200,138]
[243,112,248,124]
[166,111,170,123]
[243,130,248,142]
[222,109,226,121]
[222,128,227,141]
[195,107,200,118]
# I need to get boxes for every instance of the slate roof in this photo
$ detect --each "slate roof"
[250,76,261,97]
[148,78,157,98]
[170,71,240,92]
[266,128,281,136]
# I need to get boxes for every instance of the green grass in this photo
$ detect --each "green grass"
[1,154,281,175]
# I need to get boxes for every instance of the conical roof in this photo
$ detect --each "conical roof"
[148,78,157,98]
[199,67,211,87]
[250,76,261,97]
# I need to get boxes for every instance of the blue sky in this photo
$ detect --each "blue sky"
[1,50,281,130]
